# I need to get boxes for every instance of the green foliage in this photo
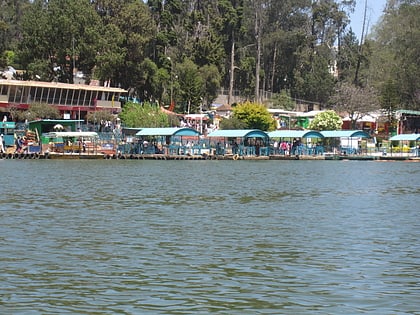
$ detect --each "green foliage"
[294,45,335,104]
[219,116,247,130]
[231,101,276,131]
[18,0,103,82]
[13,103,61,121]
[85,110,114,124]
[176,59,203,114]
[270,90,295,110]
[199,64,222,108]
[370,1,420,110]
[5,0,419,115]
[337,30,360,83]
[308,110,342,131]
[119,101,174,128]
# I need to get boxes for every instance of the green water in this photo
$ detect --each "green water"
[1,160,419,314]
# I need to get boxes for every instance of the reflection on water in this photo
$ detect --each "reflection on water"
[1,160,419,314]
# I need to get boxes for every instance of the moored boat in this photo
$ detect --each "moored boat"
[43,131,111,159]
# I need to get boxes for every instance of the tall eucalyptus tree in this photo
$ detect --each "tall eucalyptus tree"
[370,0,420,110]
[0,0,30,68]
[19,0,102,82]
[93,0,156,94]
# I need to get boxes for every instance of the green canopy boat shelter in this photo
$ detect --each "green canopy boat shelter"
[389,134,420,141]
[207,129,270,156]
[320,130,371,138]
[268,130,324,139]
[389,134,420,156]
[135,127,202,155]
[320,130,371,154]
[267,130,324,155]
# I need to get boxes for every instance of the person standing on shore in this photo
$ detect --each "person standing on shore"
[14,136,22,153]
[0,134,5,153]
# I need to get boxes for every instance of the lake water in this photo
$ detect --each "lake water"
[1,159,419,314]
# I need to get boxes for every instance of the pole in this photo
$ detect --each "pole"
[200,98,203,134]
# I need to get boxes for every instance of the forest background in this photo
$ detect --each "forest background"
[0,0,419,120]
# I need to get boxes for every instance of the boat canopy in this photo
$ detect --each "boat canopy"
[208,129,268,139]
[389,134,420,141]
[320,130,370,138]
[268,130,324,139]
[135,127,201,137]
[44,131,99,138]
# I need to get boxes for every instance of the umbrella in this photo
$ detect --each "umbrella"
[53,124,64,130]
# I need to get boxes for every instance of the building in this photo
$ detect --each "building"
[0,79,127,120]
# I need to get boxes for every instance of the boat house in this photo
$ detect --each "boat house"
[131,127,203,155]
[207,129,270,157]
[267,130,324,155]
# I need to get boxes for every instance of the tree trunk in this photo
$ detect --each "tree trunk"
[228,39,235,105]
[354,0,367,86]
[254,10,261,103]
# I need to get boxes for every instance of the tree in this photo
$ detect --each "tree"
[107,1,156,91]
[19,0,103,82]
[219,116,247,130]
[370,1,420,110]
[85,110,114,126]
[231,101,275,130]
[0,0,30,68]
[119,102,174,128]
[270,90,295,110]
[336,29,360,83]
[13,103,61,121]
[199,64,222,109]
[331,82,380,129]
[308,110,342,131]
[294,44,335,104]
[176,58,203,114]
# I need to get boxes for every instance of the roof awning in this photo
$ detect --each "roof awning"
[184,114,209,121]
[320,130,370,138]
[135,127,201,137]
[44,131,99,138]
[207,129,269,139]
[268,130,324,139]
[389,134,420,141]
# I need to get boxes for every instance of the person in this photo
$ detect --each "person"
[232,141,238,155]
[0,134,5,153]
[273,140,278,155]
[15,136,22,153]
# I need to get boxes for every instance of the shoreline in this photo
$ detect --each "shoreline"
[2,151,420,162]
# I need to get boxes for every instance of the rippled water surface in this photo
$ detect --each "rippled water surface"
[1,159,419,314]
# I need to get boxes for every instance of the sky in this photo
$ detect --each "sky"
[349,0,387,40]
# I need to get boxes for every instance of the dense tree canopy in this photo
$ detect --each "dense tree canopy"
[119,101,174,128]
[230,101,276,131]
[308,110,343,131]
[0,0,418,114]
[369,0,420,110]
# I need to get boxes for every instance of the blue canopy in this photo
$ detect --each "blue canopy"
[135,127,201,137]
[268,130,324,139]
[320,130,370,138]
[208,129,268,139]
[389,134,420,141]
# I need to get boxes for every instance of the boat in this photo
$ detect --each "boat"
[43,131,111,159]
